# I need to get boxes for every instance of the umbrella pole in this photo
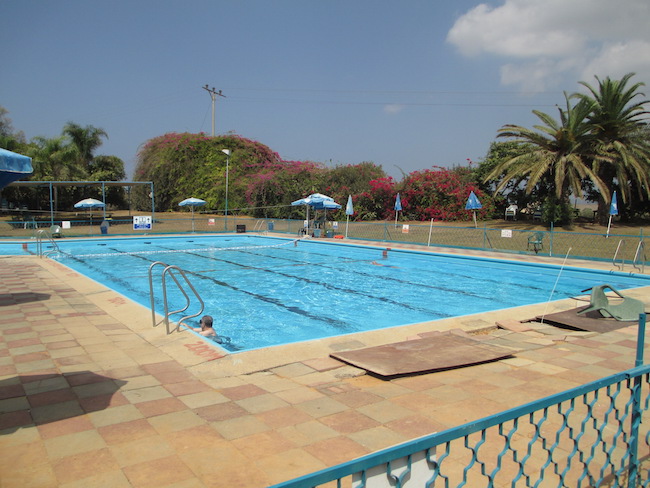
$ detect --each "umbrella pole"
[473,211,477,228]
[606,214,612,238]
[345,215,349,238]
[191,207,195,233]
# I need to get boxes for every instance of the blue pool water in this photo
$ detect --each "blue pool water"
[16,235,650,351]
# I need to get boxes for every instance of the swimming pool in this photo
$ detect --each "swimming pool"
[21,235,650,351]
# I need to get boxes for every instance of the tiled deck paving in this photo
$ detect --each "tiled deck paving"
[1,240,649,487]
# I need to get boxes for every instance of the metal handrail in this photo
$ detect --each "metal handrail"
[633,241,646,273]
[612,239,625,270]
[148,262,204,334]
[35,229,60,258]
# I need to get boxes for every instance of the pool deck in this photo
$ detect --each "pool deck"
[1,238,649,487]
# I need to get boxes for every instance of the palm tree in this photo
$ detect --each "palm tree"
[63,122,108,170]
[574,73,650,221]
[484,93,607,205]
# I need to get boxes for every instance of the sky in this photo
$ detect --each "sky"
[2,0,650,181]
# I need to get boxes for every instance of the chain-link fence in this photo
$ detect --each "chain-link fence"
[1,212,647,267]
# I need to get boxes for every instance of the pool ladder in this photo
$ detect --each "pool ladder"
[35,229,60,258]
[148,262,204,334]
[612,239,646,273]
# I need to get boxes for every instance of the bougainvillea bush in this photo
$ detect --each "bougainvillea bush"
[134,132,493,222]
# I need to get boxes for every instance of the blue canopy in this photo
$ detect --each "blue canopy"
[609,191,618,216]
[394,193,402,211]
[465,191,482,210]
[0,148,33,190]
[291,193,341,210]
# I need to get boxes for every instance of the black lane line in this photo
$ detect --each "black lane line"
[215,245,517,306]
[154,245,452,320]
[293,247,564,297]
[111,249,356,331]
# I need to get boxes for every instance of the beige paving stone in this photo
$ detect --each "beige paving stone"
[277,420,339,446]
[44,429,107,459]
[108,434,176,467]
[88,404,145,428]
[271,362,316,378]
[177,390,230,409]
[122,385,172,404]
[295,396,348,418]
[147,409,207,435]
[348,425,407,451]
[57,469,132,488]
[236,393,290,414]
[357,399,415,423]
[275,385,325,404]
[254,448,327,486]
[211,414,270,440]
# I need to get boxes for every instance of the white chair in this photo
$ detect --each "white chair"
[505,205,518,220]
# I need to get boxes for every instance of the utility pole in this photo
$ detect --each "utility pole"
[202,85,226,136]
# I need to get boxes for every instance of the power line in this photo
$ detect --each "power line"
[202,85,226,136]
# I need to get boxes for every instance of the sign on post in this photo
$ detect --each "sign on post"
[133,215,152,231]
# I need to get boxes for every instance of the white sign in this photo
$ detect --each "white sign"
[61,221,71,229]
[133,215,152,230]
[501,229,512,238]
[402,224,410,234]
[332,221,339,229]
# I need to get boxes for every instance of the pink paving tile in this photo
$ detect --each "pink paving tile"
[163,379,213,396]
[37,415,96,440]
[0,383,26,400]
[385,414,446,438]
[13,352,50,363]
[320,410,381,434]
[52,448,120,485]
[28,388,77,408]
[98,419,158,445]
[148,369,195,385]
[256,406,315,429]
[163,424,223,453]
[135,397,188,418]
[3,327,33,335]
[304,436,369,466]
[54,355,94,366]
[122,454,196,488]
[194,402,248,422]
[7,337,42,348]
[0,364,18,376]
[77,391,130,413]
[141,360,185,374]
[232,430,297,461]
[330,389,385,408]
[220,383,267,401]
[0,409,33,431]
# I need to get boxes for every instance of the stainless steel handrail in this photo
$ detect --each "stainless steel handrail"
[633,241,646,273]
[612,239,625,270]
[148,261,204,334]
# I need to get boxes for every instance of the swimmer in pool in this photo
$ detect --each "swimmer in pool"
[191,315,217,338]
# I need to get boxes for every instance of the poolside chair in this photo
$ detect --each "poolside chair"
[578,284,645,322]
[50,224,62,238]
[527,232,544,254]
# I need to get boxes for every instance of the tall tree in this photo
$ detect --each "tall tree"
[485,93,606,205]
[63,122,108,170]
[574,73,650,221]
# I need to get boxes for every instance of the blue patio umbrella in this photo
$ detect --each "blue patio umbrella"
[291,193,341,234]
[606,191,618,238]
[179,197,207,232]
[345,195,354,238]
[0,148,33,190]
[465,191,482,227]
[394,193,402,227]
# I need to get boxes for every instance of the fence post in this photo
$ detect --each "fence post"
[628,312,646,488]
[549,222,553,257]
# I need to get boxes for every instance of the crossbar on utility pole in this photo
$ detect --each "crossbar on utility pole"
[202,85,226,136]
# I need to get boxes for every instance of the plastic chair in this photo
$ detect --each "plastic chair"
[50,225,62,238]
[527,232,544,254]
[578,284,645,321]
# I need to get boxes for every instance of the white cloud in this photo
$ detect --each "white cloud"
[447,0,650,91]
[383,104,405,114]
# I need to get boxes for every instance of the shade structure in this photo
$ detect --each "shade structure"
[74,198,106,227]
[0,148,33,190]
[178,197,206,232]
[291,193,341,235]
[465,191,482,228]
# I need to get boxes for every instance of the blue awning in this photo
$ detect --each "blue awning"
[0,148,33,190]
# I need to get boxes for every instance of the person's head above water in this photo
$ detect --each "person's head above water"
[200,315,213,329]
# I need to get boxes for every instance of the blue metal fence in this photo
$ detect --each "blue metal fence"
[270,315,649,488]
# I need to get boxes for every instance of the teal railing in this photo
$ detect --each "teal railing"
[271,314,648,488]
